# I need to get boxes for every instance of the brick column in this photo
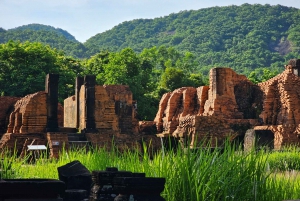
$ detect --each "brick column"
[47,132,69,158]
[76,76,84,129]
[45,74,59,132]
[288,59,300,76]
[84,75,96,132]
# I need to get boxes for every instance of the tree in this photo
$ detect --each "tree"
[81,51,110,84]
[160,67,185,91]
[248,67,279,84]
[0,41,80,101]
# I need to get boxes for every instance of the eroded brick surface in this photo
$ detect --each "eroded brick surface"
[0,75,161,157]
[0,133,47,156]
[7,92,48,133]
[155,66,300,149]
[47,132,69,158]
[255,65,300,148]
[7,65,300,156]
[0,97,20,135]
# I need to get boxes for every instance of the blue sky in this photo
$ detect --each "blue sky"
[1,0,300,42]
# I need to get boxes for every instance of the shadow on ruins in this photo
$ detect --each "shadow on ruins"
[1,59,300,157]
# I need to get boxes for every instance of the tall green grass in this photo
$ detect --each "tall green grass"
[2,143,300,201]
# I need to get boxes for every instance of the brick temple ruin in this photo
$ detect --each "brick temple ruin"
[1,59,300,157]
[155,59,300,150]
[0,74,160,158]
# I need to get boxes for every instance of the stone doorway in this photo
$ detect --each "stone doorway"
[244,129,275,151]
[255,130,274,150]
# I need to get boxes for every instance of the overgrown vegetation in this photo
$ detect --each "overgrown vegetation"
[2,4,300,120]
[0,42,207,120]
[2,4,300,69]
[2,143,300,201]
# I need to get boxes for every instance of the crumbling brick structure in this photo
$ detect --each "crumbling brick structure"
[64,76,159,153]
[251,59,300,149]
[0,74,64,157]
[0,74,160,158]
[3,58,300,156]
[155,60,300,150]
[155,68,262,147]
[0,97,20,135]
[64,76,138,134]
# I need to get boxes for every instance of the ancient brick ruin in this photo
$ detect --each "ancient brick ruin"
[0,74,160,158]
[1,59,300,156]
[0,97,20,134]
[154,59,300,150]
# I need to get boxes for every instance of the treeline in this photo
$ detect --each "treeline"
[2,4,300,76]
[0,41,210,120]
[2,4,300,119]
[0,24,87,59]
[84,4,300,74]
[0,40,293,120]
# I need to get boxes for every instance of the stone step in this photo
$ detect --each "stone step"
[67,133,87,141]
[67,133,85,137]
[68,136,87,141]
[67,133,91,150]
[59,127,78,133]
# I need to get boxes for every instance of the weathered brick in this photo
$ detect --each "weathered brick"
[155,65,300,149]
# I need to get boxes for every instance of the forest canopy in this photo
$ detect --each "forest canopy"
[1,4,300,120]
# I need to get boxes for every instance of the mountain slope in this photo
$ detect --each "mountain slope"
[1,4,300,70]
[10,24,78,42]
[84,4,300,72]
[0,24,87,58]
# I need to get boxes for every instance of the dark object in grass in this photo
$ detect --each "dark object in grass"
[57,160,92,199]
[64,189,87,201]
[90,167,165,201]
[0,178,65,199]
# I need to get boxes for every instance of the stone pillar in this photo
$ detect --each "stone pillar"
[47,132,69,158]
[45,74,59,132]
[243,129,256,152]
[76,76,84,129]
[84,75,96,132]
[288,59,300,76]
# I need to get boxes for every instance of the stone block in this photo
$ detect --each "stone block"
[57,160,92,194]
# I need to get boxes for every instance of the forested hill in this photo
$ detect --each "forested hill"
[84,4,300,73]
[2,4,300,72]
[3,3,300,120]
[11,24,77,41]
[0,24,87,58]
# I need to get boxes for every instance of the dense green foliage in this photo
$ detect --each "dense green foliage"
[0,24,87,58]
[2,4,300,119]
[0,40,206,120]
[2,144,300,201]
[0,41,82,102]
[2,4,300,74]
[81,46,206,119]
[84,4,300,74]
[11,24,77,41]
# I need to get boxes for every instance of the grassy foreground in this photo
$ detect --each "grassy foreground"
[1,144,300,201]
